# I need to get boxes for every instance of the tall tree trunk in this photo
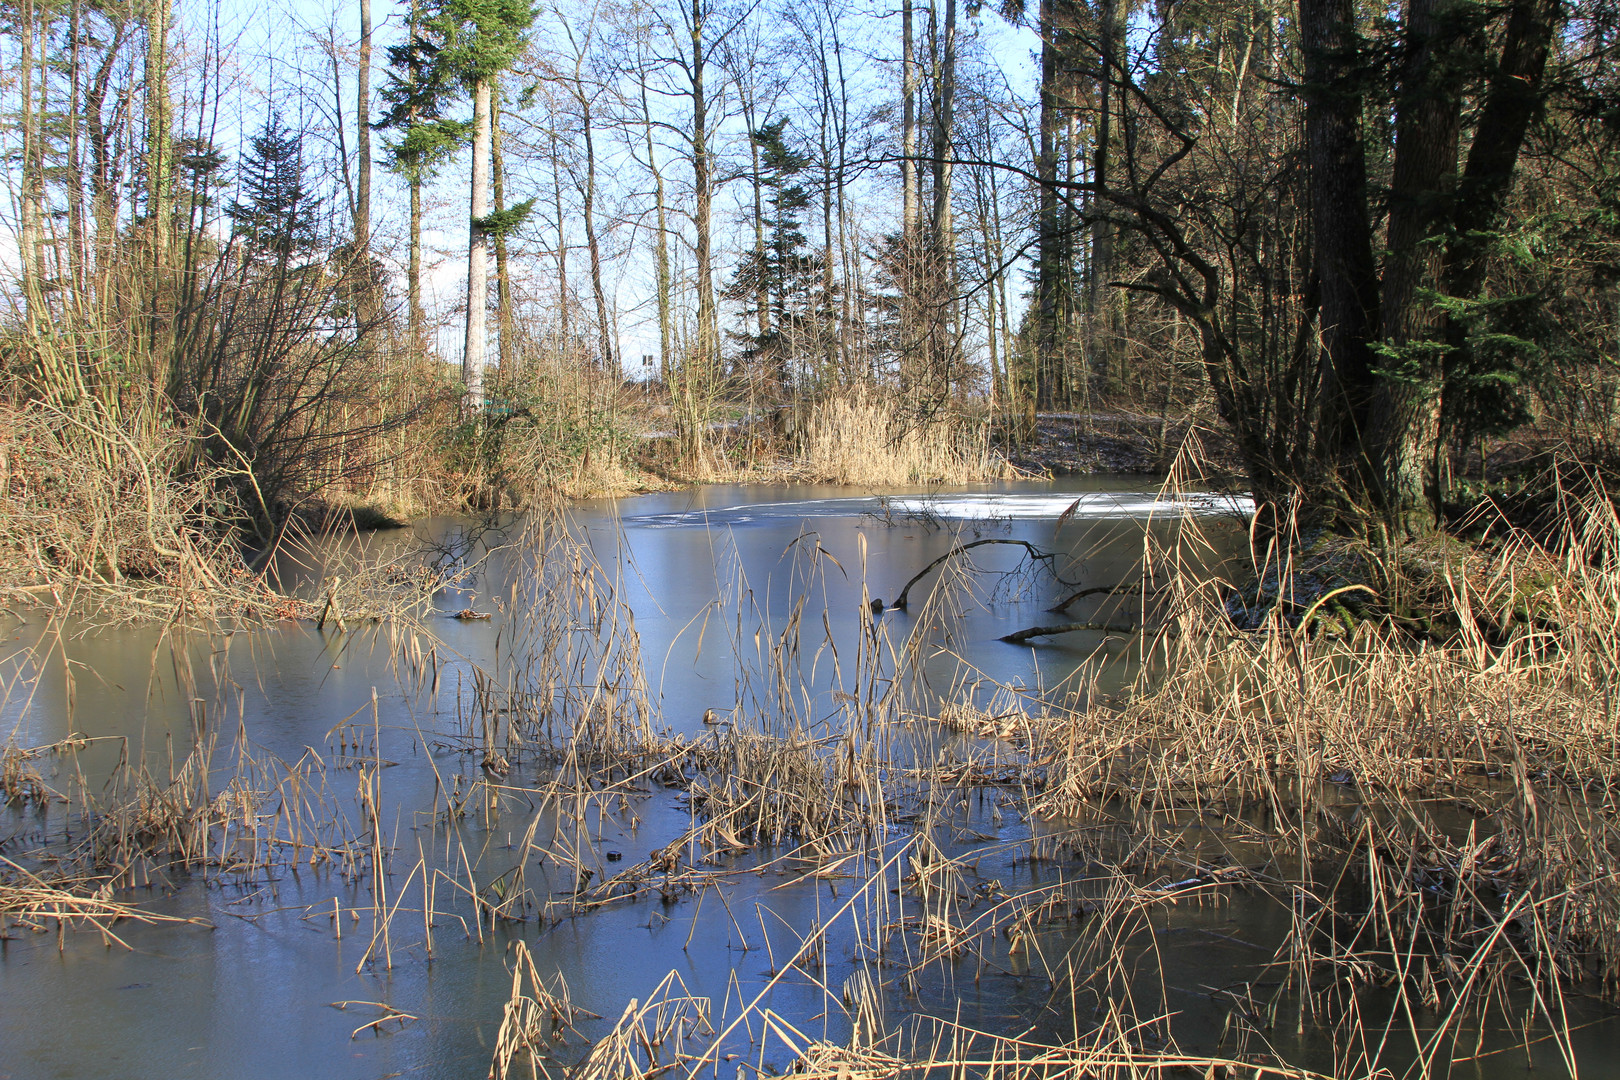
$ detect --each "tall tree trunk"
[821,110,835,382]
[1299,0,1379,480]
[929,0,955,250]
[743,86,768,345]
[642,81,673,384]
[18,0,42,328]
[551,130,570,363]
[405,0,425,355]
[87,17,124,304]
[464,76,492,412]
[901,0,918,240]
[355,0,374,322]
[581,98,614,373]
[1089,0,1118,380]
[689,0,716,459]
[928,0,958,400]
[1366,0,1469,530]
[145,0,172,272]
[409,177,424,351]
[1032,0,1064,410]
[493,93,515,374]
[67,0,87,308]
[1443,0,1558,301]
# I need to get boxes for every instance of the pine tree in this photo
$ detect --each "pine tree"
[229,111,320,260]
[727,119,815,394]
[377,0,468,350]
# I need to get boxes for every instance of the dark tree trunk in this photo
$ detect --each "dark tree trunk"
[1365,0,1471,531]
[1299,0,1379,485]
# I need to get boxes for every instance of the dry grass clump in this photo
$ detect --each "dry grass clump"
[0,400,258,610]
[458,507,659,772]
[1,857,206,945]
[801,389,1010,485]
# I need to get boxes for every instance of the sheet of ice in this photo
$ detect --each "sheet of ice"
[885,492,1254,519]
[626,491,1254,529]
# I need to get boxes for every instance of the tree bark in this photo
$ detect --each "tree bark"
[1033,0,1064,409]
[357,0,372,255]
[1299,0,1380,485]
[464,77,492,412]
[1366,0,1470,531]
[689,0,716,459]
[493,93,515,373]
[642,79,673,383]
[901,0,918,242]
[581,96,615,373]
[18,0,42,327]
[144,0,172,272]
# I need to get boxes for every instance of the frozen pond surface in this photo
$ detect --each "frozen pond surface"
[1,479,1608,1079]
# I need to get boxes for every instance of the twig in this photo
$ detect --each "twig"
[891,539,1067,610]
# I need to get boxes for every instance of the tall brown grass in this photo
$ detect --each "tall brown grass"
[801,389,1011,485]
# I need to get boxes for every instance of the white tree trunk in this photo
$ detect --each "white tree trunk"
[463,77,491,412]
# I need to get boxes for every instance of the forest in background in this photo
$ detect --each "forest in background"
[2,0,1619,592]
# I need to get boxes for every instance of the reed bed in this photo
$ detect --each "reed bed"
[800,391,1010,486]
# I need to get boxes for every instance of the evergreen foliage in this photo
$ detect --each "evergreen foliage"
[228,111,320,259]
[727,119,817,388]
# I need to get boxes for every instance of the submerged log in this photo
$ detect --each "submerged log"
[999,621,1138,644]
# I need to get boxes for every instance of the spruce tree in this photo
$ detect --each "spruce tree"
[229,111,319,260]
[727,119,814,394]
[426,0,536,412]
[377,0,469,351]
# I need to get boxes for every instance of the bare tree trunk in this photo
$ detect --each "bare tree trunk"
[581,97,614,373]
[551,130,571,363]
[355,0,374,322]
[1300,0,1379,478]
[691,0,716,392]
[901,0,917,241]
[18,0,42,326]
[144,0,172,272]
[687,0,716,462]
[464,77,492,412]
[1089,0,1117,381]
[1032,0,1063,409]
[87,15,125,304]
[405,0,425,355]
[928,0,958,399]
[493,93,515,373]
[820,109,835,381]
[67,0,88,307]
[742,83,768,345]
[409,178,424,350]
[356,0,371,248]
[642,80,673,384]
[1366,0,1468,530]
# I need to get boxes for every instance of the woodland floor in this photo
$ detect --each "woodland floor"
[1005,411,1242,478]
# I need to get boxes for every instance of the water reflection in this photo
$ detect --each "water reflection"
[4,480,1605,1079]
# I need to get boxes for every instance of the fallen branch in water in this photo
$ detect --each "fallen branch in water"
[1045,581,1146,613]
[999,621,1138,644]
[891,539,1069,610]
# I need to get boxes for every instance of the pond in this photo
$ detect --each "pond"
[1,478,1610,1080]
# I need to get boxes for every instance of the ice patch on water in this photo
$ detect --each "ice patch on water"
[884,492,1254,520]
[626,491,1253,529]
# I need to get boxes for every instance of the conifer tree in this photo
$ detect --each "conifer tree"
[377,0,469,353]
[230,111,320,260]
[727,119,814,394]
[426,0,536,412]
